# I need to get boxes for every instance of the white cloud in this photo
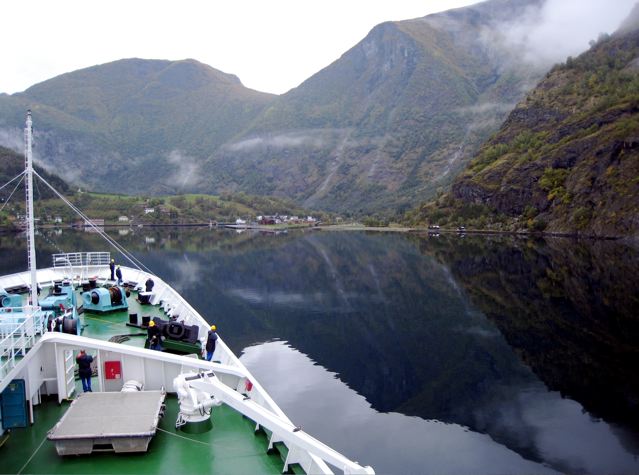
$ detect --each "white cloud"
[225,131,330,152]
[0,0,478,95]
[493,0,637,67]
[165,150,202,190]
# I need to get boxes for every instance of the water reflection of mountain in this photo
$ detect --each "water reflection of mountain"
[131,231,561,464]
[421,235,639,432]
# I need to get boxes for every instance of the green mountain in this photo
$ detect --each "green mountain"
[206,0,545,213]
[0,0,546,213]
[418,6,639,237]
[0,146,321,228]
[0,145,70,198]
[0,59,275,194]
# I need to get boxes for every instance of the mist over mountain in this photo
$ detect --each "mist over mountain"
[204,0,550,213]
[412,6,639,237]
[0,0,634,215]
[0,59,275,194]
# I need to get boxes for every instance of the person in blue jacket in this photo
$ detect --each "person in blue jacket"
[116,265,123,285]
[76,349,94,392]
[205,325,218,361]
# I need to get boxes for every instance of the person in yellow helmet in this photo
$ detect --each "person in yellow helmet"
[109,258,115,280]
[147,320,162,351]
[205,324,218,361]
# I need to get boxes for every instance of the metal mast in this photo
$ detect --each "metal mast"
[24,110,38,307]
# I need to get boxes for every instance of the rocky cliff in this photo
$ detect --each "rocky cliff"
[443,8,639,237]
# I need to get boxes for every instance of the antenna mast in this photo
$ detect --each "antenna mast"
[24,110,38,307]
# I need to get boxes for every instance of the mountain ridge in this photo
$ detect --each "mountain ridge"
[0,0,568,214]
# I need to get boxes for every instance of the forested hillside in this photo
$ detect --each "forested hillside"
[409,6,639,237]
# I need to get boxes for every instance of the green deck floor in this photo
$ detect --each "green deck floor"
[1,396,285,474]
[1,286,289,474]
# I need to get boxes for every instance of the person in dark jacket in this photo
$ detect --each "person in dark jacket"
[76,349,94,392]
[145,277,154,292]
[147,320,162,351]
[116,265,123,285]
[109,259,115,280]
[205,325,218,361]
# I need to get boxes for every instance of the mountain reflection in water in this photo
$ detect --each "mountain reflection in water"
[1,228,637,474]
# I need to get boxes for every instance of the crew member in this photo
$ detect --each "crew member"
[205,325,218,361]
[109,258,115,280]
[76,349,94,392]
[147,320,162,351]
[145,277,154,292]
[116,265,123,285]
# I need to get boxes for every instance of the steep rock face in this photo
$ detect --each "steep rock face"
[207,0,545,213]
[451,22,639,237]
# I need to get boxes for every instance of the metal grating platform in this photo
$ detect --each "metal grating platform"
[47,391,165,455]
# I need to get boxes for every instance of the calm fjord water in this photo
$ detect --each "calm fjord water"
[3,228,638,474]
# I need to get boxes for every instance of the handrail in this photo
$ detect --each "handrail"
[0,307,45,381]
[52,252,111,268]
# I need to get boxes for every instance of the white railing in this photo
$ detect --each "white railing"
[52,252,111,269]
[51,252,111,282]
[0,308,45,381]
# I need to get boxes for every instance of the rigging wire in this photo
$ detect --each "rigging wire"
[0,173,25,214]
[33,176,67,256]
[33,170,154,274]
[0,170,26,193]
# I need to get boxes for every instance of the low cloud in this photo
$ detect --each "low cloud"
[224,130,333,152]
[0,127,23,154]
[164,150,202,191]
[486,0,638,67]
[454,102,516,116]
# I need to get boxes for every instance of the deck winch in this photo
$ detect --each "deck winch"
[0,290,22,309]
[82,286,129,313]
[145,317,201,355]
[39,281,80,335]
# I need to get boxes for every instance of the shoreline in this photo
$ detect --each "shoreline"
[316,224,622,240]
[0,223,626,240]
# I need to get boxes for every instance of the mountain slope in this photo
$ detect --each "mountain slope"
[204,0,545,213]
[442,10,639,237]
[0,0,546,213]
[0,59,275,194]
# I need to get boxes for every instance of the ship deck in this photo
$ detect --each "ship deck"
[0,284,296,474]
[2,395,288,474]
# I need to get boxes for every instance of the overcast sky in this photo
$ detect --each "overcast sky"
[0,0,480,95]
[1,0,636,96]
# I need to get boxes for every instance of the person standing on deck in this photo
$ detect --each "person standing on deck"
[145,277,154,292]
[109,258,115,280]
[76,349,94,392]
[116,265,123,285]
[147,320,162,351]
[205,325,218,361]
